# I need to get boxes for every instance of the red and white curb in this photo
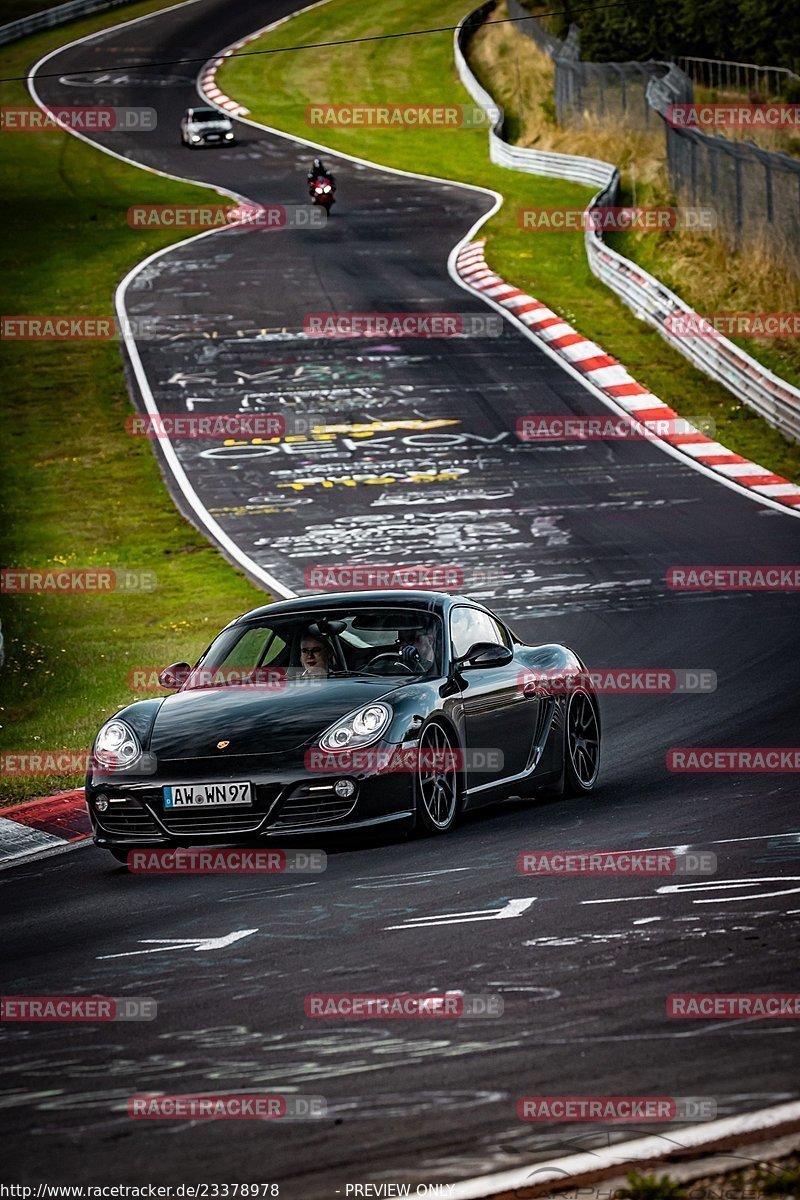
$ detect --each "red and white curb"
[199,31,262,117]
[457,240,800,511]
[0,790,89,864]
[449,1099,800,1199]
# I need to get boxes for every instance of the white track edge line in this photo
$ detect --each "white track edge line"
[449,1100,800,1200]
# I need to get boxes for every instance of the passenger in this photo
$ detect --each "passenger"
[298,633,334,678]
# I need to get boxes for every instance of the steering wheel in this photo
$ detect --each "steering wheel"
[364,653,416,676]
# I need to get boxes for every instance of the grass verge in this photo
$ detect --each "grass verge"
[0,1,268,804]
[618,1153,800,1200]
[219,0,800,484]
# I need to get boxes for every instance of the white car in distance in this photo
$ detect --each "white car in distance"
[180,106,235,148]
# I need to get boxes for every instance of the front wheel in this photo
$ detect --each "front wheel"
[562,689,600,795]
[414,720,460,835]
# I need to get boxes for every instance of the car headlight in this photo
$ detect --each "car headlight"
[190,134,201,142]
[93,719,142,771]
[319,702,392,751]
[225,131,234,139]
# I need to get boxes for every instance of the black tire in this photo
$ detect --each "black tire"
[414,720,460,835]
[562,689,600,796]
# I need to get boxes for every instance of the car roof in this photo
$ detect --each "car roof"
[233,590,484,624]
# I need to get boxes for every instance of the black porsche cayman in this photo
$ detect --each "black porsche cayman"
[86,591,600,861]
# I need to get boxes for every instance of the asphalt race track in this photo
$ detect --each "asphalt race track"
[3,0,799,1192]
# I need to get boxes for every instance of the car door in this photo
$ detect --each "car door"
[449,606,538,792]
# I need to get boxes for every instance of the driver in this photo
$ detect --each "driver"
[398,621,437,674]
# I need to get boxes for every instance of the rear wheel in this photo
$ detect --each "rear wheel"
[414,720,459,835]
[563,689,600,795]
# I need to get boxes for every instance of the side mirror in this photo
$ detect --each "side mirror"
[157,662,191,689]
[457,642,514,670]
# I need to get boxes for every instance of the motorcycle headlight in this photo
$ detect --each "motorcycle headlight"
[319,702,392,751]
[93,719,142,771]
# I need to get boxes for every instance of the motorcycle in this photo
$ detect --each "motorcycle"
[309,174,336,213]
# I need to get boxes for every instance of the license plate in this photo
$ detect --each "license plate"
[163,782,252,808]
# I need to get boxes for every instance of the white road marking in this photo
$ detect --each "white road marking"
[661,877,800,904]
[583,876,800,905]
[355,867,472,889]
[385,897,536,930]
[97,929,258,959]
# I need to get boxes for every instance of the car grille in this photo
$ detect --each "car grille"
[96,797,160,838]
[271,783,357,829]
[98,784,282,838]
[156,783,282,835]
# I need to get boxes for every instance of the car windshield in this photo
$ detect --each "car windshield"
[190,109,225,123]
[189,607,444,687]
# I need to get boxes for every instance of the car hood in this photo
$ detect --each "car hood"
[148,677,402,759]
[189,120,231,130]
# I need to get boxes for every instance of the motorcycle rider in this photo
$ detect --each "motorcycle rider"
[307,157,335,191]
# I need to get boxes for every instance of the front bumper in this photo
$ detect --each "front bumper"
[187,129,234,145]
[87,758,415,846]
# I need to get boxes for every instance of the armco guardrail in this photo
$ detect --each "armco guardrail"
[0,0,132,46]
[454,3,800,444]
[455,5,614,189]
